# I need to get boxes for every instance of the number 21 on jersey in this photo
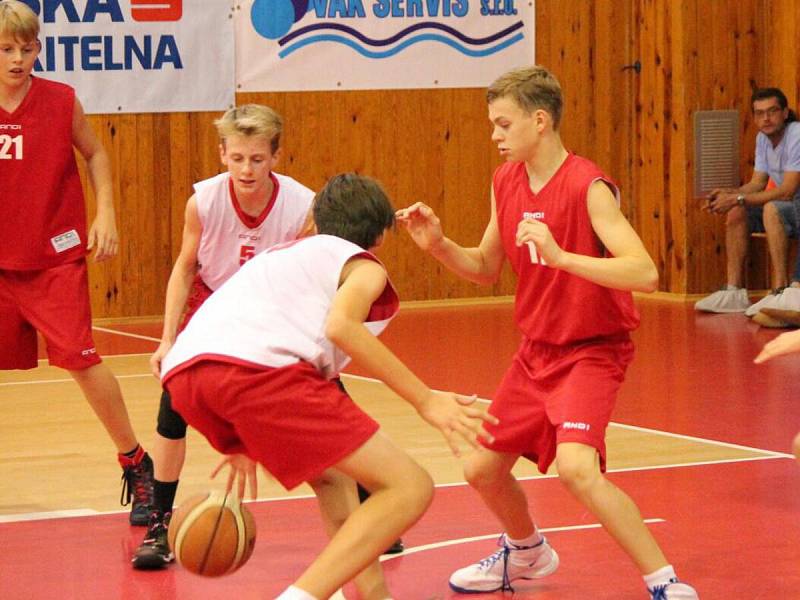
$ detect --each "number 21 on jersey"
[0,134,22,160]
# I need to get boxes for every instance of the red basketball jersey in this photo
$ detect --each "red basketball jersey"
[0,77,87,269]
[493,155,640,345]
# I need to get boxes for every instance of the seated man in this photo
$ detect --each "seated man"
[697,87,800,316]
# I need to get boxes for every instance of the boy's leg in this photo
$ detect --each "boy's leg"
[69,363,138,452]
[448,448,559,593]
[556,442,667,573]
[288,432,433,600]
[309,469,391,600]
[555,443,698,598]
[69,362,154,525]
[462,447,532,537]
[340,375,403,555]
[132,389,187,569]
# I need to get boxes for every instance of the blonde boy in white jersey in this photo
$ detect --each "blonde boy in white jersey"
[161,173,498,600]
[133,104,317,568]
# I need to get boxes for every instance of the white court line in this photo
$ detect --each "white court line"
[0,509,98,523]
[0,373,153,387]
[379,518,666,562]
[91,326,161,343]
[611,421,792,457]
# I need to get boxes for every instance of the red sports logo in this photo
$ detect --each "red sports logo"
[131,0,182,22]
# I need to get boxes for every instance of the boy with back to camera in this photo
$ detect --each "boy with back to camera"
[0,0,153,524]
[160,173,498,599]
[397,65,699,599]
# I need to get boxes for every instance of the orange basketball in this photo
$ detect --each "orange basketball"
[168,490,257,577]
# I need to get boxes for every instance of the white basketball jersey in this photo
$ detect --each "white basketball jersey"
[162,235,399,381]
[194,172,314,291]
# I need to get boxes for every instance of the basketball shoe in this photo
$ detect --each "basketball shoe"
[449,534,559,593]
[120,451,154,526]
[649,578,699,599]
[132,510,174,569]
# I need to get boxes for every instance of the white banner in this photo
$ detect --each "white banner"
[24,0,235,114]
[235,0,534,91]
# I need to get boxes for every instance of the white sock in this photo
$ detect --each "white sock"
[725,284,741,291]
[643,564,678,589]
[276,586,319,600]
[507,528,543,549]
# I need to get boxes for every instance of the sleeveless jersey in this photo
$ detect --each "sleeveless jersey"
[0,77,87,269]
[194,171,314,291]
[162,235,399,380]
[494,155,640,345]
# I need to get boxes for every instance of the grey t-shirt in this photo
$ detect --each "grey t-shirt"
[755,121,800,203]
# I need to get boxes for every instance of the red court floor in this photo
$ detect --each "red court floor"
[2,298,799,599]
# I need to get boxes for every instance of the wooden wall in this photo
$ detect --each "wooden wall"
[80,0,800,318]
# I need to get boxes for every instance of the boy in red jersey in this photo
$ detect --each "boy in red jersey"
[161,173,498,600]
[0,0,153,525]
[397,66,699,599]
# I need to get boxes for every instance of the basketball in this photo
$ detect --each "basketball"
[168,490,257,577]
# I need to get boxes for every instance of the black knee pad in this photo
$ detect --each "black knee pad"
[156,388,187,440]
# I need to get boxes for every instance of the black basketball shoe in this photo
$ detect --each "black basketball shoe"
[120,452,154,526]
[131,510,174,570]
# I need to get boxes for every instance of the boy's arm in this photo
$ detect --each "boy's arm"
[149,196,202,377]
[516,181,658,292]
[71,97,117,262]
[396,189,506,285]
[326,258,497,455]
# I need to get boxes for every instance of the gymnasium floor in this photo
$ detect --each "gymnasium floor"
[0,297,798,599]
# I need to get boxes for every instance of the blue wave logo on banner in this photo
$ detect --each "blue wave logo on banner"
[250,0,524,59]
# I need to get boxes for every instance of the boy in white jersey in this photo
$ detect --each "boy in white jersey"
[133,104,315,567]
[161,174,498,600]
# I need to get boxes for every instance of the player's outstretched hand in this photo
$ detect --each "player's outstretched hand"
[395,202,444,252]
[87,212,119,262]
[211,453,258,501]
[149,340,173,378]
[418,392,499,457]
[754,329,800,364]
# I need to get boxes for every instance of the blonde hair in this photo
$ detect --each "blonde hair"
[0,0,39,43]
[487,66,563,129]
[214,104,282,153]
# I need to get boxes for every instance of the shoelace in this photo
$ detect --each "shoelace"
[650,578,682,600]
[475,534,539,592]
[650,584,668,600]
[120,463,153,507]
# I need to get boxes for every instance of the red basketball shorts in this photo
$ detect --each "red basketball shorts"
[483,335,634,473]
[165,359,380,490]
[0,259,101,370]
